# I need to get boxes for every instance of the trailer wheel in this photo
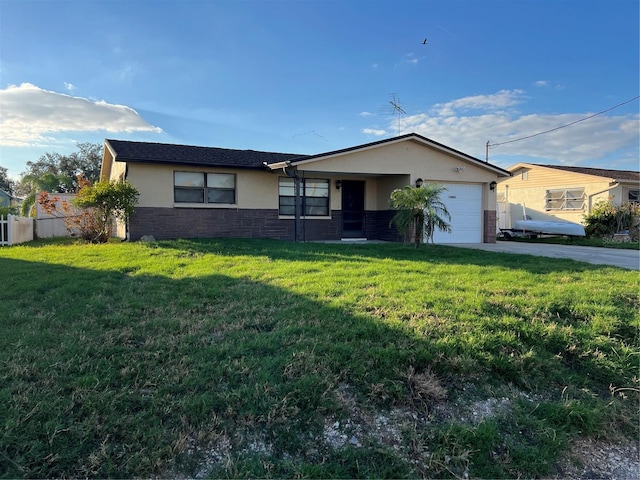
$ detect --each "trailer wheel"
[503,231,512,241]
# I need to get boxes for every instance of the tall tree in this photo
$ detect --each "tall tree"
[390,183,451,248]
[59,142,103,188]
[17,142,103,195]
[0,166,13,194]
[15,142,104,215]
[19,173,72,216]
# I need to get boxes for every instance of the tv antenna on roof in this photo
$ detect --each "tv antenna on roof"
[386,93,407,135]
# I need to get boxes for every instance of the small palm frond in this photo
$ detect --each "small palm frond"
[389,183,452,247]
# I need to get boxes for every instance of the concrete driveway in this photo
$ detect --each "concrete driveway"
[447,242,640,270]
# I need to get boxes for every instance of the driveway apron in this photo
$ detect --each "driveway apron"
[446,242,640,270]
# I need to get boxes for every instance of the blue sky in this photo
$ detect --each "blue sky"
[1,0,638,180]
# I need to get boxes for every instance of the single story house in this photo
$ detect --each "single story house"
[497,163,640,227]
[0,189,20,209]
[100,133,511,243]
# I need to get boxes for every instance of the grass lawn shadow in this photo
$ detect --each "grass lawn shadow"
[1,240,637,478]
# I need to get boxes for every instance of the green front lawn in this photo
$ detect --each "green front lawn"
[1,238,638,478]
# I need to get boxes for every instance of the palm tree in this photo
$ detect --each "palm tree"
[390,183,452,248]
[19,173,73,217]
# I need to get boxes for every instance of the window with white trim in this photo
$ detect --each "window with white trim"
[174,172,236,204]
[545,188,585,210]
[628,188,639,204]
[279,177,329,216]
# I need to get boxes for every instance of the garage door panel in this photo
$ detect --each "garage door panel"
[428,184,482,244]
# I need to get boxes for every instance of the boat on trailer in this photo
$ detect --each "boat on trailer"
[500,219,586,240]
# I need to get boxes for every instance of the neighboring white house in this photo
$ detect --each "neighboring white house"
[497,163,639,229]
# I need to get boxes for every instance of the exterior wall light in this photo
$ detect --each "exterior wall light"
[489,181,497,191]
[335,180,342,190]
[415,178,424,188]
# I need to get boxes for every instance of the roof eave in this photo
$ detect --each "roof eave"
[115,157,266,170]
[265,160,292,170]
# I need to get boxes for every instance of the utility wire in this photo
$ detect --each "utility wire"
[488,95,639,149]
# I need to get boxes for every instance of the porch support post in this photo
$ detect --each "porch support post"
[294,175,302,242]
[283,164,302,242]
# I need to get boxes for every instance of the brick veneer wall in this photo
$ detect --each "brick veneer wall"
[300,211,342,241]
[129,207,344,242]
[366,210,404,242]
[484,210,497,243]
[129,207,416,243]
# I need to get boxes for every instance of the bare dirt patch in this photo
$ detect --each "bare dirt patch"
[179,383,637,479]
[554,438,639,480]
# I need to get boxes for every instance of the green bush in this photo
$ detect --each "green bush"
[38,180,139,243]
[0,206,18,217]
[583,199,640,239]
[73,180,139,242]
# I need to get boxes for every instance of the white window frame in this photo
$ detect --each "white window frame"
[174,171,236,205]
[628,188,639,204]
[545,188,585,211]
[278,177,330,217]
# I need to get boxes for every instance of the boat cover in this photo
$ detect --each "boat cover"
[513,220,586,237]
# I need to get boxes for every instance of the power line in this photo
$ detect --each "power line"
[487,95,639,150]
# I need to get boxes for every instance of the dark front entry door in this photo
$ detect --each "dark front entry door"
[341,180,365,238]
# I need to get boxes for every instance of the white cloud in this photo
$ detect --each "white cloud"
[400,53,420,66]
[64,82,76,91]
[359,111,374,117]
[432,89,525,116]
[534,80,565,90]
[0,83,162,147]
[118,64,136,82]
[363,89,639,164]
[362,128,386,136]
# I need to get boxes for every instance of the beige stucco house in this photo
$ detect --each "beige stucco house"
[497,163,640,227]
[100,133,510,243]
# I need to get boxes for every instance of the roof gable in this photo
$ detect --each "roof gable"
[106,139,308,169]
[278,133,511,176]
[0,189,18,200]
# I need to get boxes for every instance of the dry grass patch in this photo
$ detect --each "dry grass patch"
[404,366,448,410]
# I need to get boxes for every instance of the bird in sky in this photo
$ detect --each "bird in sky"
[422,37,427,44]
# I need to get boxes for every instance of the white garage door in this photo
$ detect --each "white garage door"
[428,184,482,244]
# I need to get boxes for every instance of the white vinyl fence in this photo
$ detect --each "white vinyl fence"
[35,216,72,238]
[0,214,34,246]
[35,193,77,239]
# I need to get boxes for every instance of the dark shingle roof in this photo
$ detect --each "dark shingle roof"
[536,164,640,182]
[105,133,511,176]
[106,139,309,169]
